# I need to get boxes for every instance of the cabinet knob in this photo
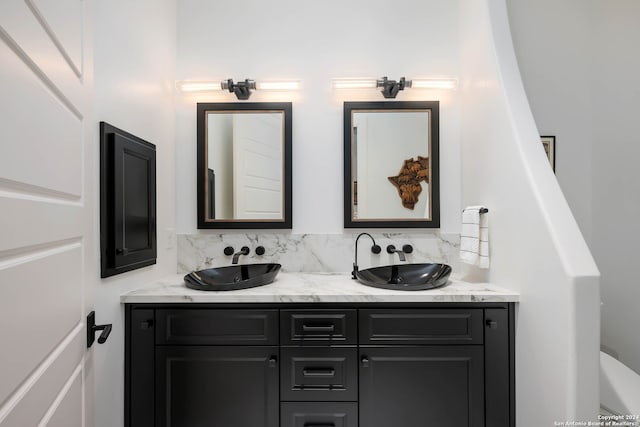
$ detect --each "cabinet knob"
[486,319,498,329]
[140,320,154,330]
[268,356,277,367]
[116,248,129,256]
[361,356,370,367]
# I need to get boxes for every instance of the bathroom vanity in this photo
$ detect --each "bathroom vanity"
[122,273,518,427]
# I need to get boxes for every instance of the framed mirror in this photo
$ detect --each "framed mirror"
[197,102,292,229]
[343,101,440,228]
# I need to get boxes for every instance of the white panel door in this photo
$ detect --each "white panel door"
[232,113,283,219]
[0,1,93,426]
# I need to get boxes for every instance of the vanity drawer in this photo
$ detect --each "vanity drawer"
[281,309,357,345]
[359,309,484,345]
[156,309,278,345]
[280,347,358,401]
[281,402,358,427]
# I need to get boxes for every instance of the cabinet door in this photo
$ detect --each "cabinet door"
[156,346,279,427]
[127,308,155,427]
[359,346,484,427]
[100,122,157,277]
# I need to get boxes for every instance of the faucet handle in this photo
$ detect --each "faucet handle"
[255,246,265,256]
[371,244,382,254]
[402,244,413,254]
[223,246,234,256]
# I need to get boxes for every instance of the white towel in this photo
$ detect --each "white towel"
[460,206,490,269]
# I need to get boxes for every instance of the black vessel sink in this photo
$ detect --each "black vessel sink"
[354,263,452,291]
[184,263,281,291]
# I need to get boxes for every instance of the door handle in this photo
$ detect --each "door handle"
[486,319,498,329]
[87,311,113,348]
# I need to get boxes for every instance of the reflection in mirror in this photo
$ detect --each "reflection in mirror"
[197,102,292,229]
[343,101,440,228]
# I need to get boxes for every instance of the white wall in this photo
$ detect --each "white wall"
[175,0,462,234]
[591,0,640,376]
[508,0,640,375]
[91,1,176,426]
[506,0,594,246]
[460,0,599,423]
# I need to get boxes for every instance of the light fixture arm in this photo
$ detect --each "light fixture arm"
[222,78,256,100]
[376,76,412,98]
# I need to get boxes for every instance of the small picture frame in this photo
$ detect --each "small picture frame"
[541,135,556,172]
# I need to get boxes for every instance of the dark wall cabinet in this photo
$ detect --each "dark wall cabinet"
[100,122,157,278]
[126,303,514,427]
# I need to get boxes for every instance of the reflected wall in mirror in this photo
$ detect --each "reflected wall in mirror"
[343,101,440,228]
[197,102,292,229]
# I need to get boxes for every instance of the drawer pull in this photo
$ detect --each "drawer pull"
[268,356,277,367]
[304,423,336,427]
[303,368,336,377]
[297,385,344,391]
[302,323,336,332]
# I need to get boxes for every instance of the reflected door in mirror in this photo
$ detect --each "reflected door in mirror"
[197,103,292,229]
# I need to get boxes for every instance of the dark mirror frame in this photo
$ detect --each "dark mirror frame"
[197,102,292,229]
[343,101,440,228]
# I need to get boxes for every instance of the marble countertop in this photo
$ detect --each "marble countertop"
[120,272,519,304]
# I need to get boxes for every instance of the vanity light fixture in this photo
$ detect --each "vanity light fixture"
[221,78,256,100]
[175,81,222,92]
[331,77,409,98]
[331,78,378,89]
[412,78,458,90]
[176,79,300,99]
[256,80,301,91]
[332,76,457,98]
[377,77,410,99]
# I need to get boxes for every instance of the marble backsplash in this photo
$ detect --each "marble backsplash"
[178,232,461,274]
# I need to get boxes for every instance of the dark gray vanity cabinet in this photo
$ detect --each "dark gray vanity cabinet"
[125,303,514,427]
